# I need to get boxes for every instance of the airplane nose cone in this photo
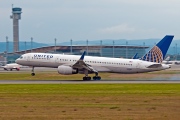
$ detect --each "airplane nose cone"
[15,59,19,64]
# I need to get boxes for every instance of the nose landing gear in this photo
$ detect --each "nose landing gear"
[31,67,35,76]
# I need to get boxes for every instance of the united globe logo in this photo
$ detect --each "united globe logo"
[141,46,163,63]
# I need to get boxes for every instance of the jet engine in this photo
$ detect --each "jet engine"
[57,65,78,75]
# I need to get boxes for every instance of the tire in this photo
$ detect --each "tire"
[31,73,35,76]
[83,77,91,81]
[93,76,101,80]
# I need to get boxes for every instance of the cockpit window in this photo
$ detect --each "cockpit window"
[20,56,23,59]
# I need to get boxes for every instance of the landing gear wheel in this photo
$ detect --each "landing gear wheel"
[93,76,101,80]
[83,76,91,81]
[93,72,101,80]
[31,73,35,76]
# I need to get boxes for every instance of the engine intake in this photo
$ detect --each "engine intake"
[58,65,78,75]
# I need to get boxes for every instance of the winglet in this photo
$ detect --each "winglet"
[80,51,86,60]
[140,35,174,63]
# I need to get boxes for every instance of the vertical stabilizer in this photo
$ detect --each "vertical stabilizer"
[140,35,174,63]
[132,53,138,59]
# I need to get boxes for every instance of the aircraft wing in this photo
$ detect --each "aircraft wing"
[72,51,98,73]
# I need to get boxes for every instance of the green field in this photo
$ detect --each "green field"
[0,84,180,120]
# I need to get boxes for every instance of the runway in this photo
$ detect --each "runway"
[0,80,180,84]
[1,66,180,84]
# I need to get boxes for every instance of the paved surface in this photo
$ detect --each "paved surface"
[0,80,180,84]
[1,66,180,84]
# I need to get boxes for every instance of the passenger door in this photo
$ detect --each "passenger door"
[27,54,31,61]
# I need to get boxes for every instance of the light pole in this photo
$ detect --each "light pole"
[176,43,177,60]
[70,39,72,54]
[176,43,177,54]
[86,39,88,55]
[100,40,102,57]
[113,40,114,58]
[25,41,26,53]
[143,42,145,56]
[126,41,128,58]
[31,37,33,53]
[55,38,57,53]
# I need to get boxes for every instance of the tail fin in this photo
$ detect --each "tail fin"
[164,56,170,61]
[140,35,174,63]
[132,53,138,59]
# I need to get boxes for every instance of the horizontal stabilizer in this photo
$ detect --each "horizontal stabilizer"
[147,64,162,68]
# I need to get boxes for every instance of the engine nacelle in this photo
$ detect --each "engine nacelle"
[57,65,78,75]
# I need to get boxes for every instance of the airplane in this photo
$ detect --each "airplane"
[0,62,3,66]
[15,35,174,80]
[0,63,22,71]
[162,56,180,65]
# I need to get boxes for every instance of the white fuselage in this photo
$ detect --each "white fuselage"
[16,53,170,73]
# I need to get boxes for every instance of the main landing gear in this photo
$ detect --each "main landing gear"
[93,72,101,80]
[82,70,101,81]
[83,69,91,80]
[31,67,35,76]
[83,76,91,81]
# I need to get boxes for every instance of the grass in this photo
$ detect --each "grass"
[0,84,180,120]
